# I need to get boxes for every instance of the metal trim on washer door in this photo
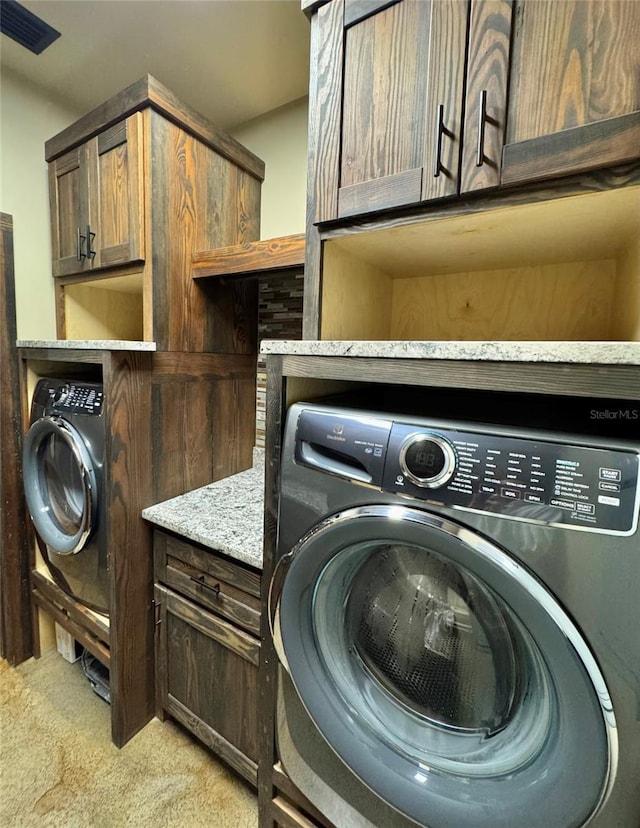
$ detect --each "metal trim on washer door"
[271,504,617,828]
[23,415,96,555]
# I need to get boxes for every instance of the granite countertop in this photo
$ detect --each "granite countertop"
[17,339,157,351]
[260,339,640,365]
[142,449,265,570]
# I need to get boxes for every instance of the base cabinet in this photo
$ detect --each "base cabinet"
[153,530,261,785]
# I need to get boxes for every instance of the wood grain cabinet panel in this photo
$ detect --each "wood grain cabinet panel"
[501,0,640,185]
[49,145,92,276]
[154,530,261,786]
[314,0,469,221]
[89,115,144,269]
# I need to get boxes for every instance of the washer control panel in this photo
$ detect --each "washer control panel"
[385,423,638,534]
[295,408,639,535]
[47,382,104,416]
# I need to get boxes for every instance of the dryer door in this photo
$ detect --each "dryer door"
[23,415,97,555]
[270,504,616,828]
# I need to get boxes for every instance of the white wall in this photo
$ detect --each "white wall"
[232,96,308,240]
[1,70,308,340]
[1,70,82,340]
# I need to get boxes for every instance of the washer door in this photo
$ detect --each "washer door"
[270,505,616,828]
[23,416,97,555]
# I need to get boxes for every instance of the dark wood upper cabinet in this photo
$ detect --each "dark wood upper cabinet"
[49,114,144,277]
[500,0,640,186]
[46,75,264,352]
[313,0,469,222]
[309,0,640,222]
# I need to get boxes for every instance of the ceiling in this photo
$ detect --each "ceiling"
[0,0,311,131]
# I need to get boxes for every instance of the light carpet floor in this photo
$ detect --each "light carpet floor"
[0,650,258,827]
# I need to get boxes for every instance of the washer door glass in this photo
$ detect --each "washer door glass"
[275,505,614,828]
[23,416,96,555]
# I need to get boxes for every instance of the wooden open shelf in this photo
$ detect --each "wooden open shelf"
[192,234,305,280]
[320,186,640,342]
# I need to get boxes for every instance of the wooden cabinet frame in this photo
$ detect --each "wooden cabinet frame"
[19,346,154,748]
[46,75,264,352]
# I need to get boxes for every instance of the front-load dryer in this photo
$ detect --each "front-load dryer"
[23,377,108,614]
[270,396,640,828]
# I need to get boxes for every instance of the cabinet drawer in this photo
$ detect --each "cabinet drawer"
[153,530,261,636]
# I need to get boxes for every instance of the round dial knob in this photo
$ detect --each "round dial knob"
[399,433,457,488]
[53,384,70,405]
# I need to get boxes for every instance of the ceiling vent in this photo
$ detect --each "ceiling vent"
[1,0,61,54]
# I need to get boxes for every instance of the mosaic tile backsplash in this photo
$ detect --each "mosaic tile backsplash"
[255,270,304,447]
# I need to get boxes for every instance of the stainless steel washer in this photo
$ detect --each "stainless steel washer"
[270,396,640,828]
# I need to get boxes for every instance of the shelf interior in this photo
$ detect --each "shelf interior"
[321,186,640,342]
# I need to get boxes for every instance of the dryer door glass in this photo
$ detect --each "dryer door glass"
[276,505,614,828]
[343,543,518,735]
[41,430,85,536]
[23,416,96,555]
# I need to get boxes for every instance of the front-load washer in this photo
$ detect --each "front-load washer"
[23,377,108,614]
[270,394,640,828]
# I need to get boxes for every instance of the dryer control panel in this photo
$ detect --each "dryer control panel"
[39,380,104,416]
[295,408,639,535]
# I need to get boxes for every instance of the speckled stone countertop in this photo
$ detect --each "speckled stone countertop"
[17,339,156,351]
[142,449,264,570]
[260,339,640,365]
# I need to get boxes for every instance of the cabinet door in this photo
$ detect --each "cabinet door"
[88,113,145,269]
[49,145,92,277]
[460,0,513,193]
[501,0,640,186]
[154,585,259,785]
[313,0,468,222]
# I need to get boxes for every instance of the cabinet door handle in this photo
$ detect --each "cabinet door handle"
[191,574,221,597]
[76,227,87,261]
[433,104,453,178]
[86,224,96,260]
[476,89,488,167]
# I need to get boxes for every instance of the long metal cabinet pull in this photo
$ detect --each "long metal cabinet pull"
[433,104,445,178]
[433,104,454,178]
[476,89,488,167]
[76,227,86,261]
[86,224,96,260]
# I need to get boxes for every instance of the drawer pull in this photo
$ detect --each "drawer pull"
[191,574,221,597]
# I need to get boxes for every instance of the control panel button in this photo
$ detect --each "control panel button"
[399,433,456,489]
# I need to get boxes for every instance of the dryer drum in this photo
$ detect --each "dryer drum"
[346,544,517,734]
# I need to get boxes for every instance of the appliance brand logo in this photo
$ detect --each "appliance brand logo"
[327,423,346,442]
[590,408,639,421]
